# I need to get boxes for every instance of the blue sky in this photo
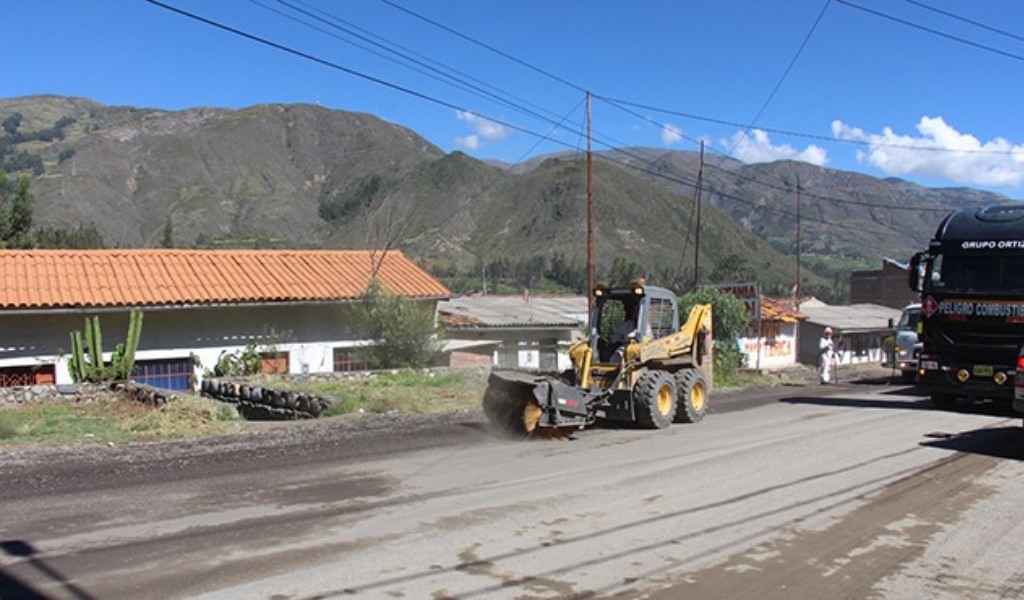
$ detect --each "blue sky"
[4,0,1024,195]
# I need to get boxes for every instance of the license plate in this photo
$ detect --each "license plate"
[974,365,994,377]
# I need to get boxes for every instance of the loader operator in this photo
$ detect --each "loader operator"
[608,302,641,364]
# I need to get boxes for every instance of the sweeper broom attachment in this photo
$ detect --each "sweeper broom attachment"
[482,370,597,438]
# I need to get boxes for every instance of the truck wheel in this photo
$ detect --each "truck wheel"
[633,370,676,429]
[674,369,708,423]
[931,393,956,410]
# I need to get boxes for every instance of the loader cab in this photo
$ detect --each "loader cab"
[591,283,679,363]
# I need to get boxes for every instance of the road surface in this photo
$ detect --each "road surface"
[1,379,1023,599]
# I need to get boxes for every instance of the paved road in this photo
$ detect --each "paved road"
[2,380,1023,599]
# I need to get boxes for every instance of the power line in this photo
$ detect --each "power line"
[140,1,928,254]
[150,0,966,223]
[267,0,571,128]
[379,0,588,95]
[150,0,684,198]
[903,0,1024,45]
[728,0,832,154]
[256,0,656,174]
[375,0,970,213]
[593,95,953,213]
[597,95,1021,156]
[262,0,729,195]
[146,0,569,148]
[835,0,1024,63]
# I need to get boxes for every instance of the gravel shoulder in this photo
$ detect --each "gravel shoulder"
[0,363,903,474]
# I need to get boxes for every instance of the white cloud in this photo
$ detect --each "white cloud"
[455,134,479,150]
[455,111,508,150]
[832,116,1024,188]
[725,129,828,166]
[661,123,682,146]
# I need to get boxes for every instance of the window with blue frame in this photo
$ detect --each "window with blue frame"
[131,358,194,391]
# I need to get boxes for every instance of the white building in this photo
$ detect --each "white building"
[438,295,588,372]
[797,300,901,367]
[0,249,450,390]
[736,296,807,370]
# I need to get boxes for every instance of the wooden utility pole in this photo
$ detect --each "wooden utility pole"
[586,91,595,318]
[692,141,704,289]
[795,174,802,301]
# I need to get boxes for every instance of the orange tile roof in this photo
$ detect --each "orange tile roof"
[760,295,807,323]
[0,249,450,310]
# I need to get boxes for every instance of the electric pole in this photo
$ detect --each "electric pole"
[795,174,802,301]
[692,141,704,289]
[586,91,595,318]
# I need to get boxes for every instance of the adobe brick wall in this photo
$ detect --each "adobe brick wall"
[850,262,918,309]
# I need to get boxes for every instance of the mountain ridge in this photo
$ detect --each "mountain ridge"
[1,95,1012,299]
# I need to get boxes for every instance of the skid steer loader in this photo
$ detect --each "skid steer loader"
[483,281,713,436]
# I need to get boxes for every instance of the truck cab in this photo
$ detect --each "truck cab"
[909,205,1024,409]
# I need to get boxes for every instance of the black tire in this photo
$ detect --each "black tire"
[674,369,709,423]
[899,371,917,384]
[633,370,676,429]
[931,392,956,410]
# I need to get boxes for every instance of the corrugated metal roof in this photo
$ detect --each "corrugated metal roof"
[438,295,588,329]
[0,249,450,309]
[798,303,901,332]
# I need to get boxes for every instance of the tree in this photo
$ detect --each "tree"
[604,256,643,287]
[513,255,546,290]
[679,286,750,376]
[34,223,105,249]
[161,218,174,248]
[0,170,34,248]
[709,253,755,283]
[354,279,442,369]
[2,113,22,137]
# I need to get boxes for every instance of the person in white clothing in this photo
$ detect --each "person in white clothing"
[818,327,835,384]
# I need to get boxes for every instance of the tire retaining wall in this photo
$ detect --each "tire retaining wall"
[199,378,333,420]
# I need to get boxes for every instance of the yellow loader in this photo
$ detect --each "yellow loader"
[483,282,713,436]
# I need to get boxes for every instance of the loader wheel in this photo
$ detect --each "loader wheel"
[674,369,708,423]
[633,370,677,429]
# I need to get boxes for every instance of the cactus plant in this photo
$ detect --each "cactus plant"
[67,310,144,383]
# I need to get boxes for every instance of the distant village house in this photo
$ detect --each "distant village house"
[437,294,588,371]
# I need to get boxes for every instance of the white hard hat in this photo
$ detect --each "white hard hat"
[824,327,833,335]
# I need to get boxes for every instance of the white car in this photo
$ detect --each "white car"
[891,303,922,383]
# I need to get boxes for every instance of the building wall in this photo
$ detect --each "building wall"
[798,323,887,367]
[0,301,427,387]
[448,350,494,369]
[738,321,799,370]
[445,328,576,371]
[850,262,918,309]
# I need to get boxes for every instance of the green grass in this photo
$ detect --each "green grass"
[716,369,777,389]
[0,366,782,447]
[0,395,241,446]
[282,370,491,417]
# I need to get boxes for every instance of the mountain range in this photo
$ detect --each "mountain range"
[1,95,1012,300]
